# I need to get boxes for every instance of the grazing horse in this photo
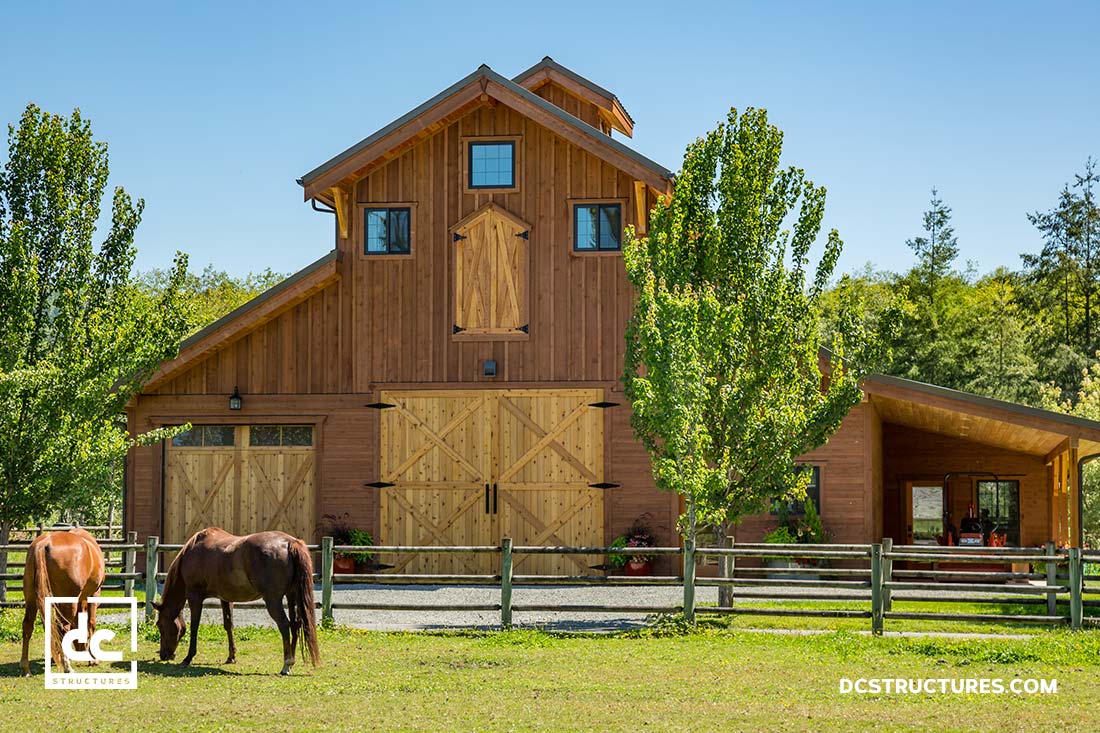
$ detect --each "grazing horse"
[154,528,320,675]
[20,527,106,676]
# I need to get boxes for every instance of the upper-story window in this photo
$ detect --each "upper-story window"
[574,203,622,251]
[364,207,411,255]
[468,141,515,189]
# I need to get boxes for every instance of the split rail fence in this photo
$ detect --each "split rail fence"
[1,536,1096,635]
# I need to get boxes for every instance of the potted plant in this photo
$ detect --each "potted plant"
[608,520,657,576]
[318,514,373,574]
[762,524,799,578]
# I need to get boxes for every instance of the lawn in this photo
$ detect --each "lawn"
[1,613,1098,732]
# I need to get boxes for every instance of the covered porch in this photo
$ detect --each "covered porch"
[864,374,1100,549]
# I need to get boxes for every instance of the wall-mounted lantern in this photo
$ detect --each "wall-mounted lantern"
[229,386,243,411]
[483,360,497,378]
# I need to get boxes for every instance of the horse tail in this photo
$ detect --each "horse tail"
[288,539,321,667]
[32,541,64,660]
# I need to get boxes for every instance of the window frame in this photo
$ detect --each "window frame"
[770,464,822,517]
[358,203,417,258]
[462,135,522,194]
[975,479,1021,546]
[569,199,628,255]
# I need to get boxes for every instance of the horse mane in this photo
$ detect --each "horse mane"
[160,532,198,615]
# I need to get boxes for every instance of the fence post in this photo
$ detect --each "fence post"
[683,538,696,623]
[1045,541,1058,617]
[144,536,159,623]
[500,537,513,629]
[124,531,137,598]
[321,536,334,624]
[881,538,893,613]
[1069,547,1083,630]
[870,543,884,636]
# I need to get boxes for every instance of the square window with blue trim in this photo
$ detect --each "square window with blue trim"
[468,141,515,189]
[574,203,622,251]
[364,207,411,255]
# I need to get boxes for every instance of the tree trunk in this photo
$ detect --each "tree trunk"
[0,520,10,603]
[717,526,735,608]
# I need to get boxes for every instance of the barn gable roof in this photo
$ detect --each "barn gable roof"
[142,249,341,391]
[298,62,673,201]
[512,56,635,137]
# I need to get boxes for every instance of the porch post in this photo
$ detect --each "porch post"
[1045,541,1058,617]
[870,543,884,636]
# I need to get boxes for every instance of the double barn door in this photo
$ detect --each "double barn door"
[378,389,605,575]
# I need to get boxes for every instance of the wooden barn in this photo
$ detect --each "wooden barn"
[125,58,1100,573]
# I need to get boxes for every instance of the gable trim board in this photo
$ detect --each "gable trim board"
[512,56,635,137]
[298,64,673,201]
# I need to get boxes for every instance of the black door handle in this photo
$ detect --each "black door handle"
[493,483,498,514]
[485,484,490,514]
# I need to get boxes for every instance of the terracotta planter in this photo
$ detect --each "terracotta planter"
[624,560,653,576]
[333,556,356,574]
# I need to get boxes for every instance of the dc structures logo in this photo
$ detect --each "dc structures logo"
[45,596,138,689]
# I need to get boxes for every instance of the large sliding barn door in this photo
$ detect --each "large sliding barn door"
[379,391,495,574]
[164,425,316,544]
[453,204,529,338]
[495,390,604,575]
[378,389,605,575]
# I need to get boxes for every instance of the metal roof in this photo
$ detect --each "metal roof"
[511,55,636,127]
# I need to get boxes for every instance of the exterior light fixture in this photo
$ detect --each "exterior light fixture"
[229,386,243,411]
[483,360,497,378]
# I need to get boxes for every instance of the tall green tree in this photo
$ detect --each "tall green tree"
[907,188,959,309]
[1023,158,1100,372]
[0,104,190,586]
[138,265,288,334]
[623,109,897,601]
[892,189,961,386]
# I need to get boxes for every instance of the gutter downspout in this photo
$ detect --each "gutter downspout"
[310,198,339,242]
[1077,453,1100,548]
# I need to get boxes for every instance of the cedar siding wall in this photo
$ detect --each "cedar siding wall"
[880,423,1050,547]
[129,100,671,544]
[734,404,875,545]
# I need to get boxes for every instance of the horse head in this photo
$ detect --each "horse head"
[153,602,186,660]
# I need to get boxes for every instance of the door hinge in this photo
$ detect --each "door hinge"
[453,232,467,242]
[517,324,529,334]
[366,402,396,410]
[364,481,395,488]
[516,230,529,240]
[588,482,620,489]
[588,401,620,409]
[454,324,466,335]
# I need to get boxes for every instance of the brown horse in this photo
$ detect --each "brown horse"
[153,527,320,675]
[20,527,106,676]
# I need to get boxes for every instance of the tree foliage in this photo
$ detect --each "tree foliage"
[0,103,190,530]
[623,108,898,542]
[138,265,288,334]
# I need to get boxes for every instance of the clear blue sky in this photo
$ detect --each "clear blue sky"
[2,1,1097,279]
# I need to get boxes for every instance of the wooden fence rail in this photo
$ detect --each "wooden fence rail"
[0,537,1090,634]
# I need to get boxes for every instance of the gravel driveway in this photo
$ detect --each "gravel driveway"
[189,584,720,632]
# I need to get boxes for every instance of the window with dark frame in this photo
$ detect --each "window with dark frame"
[249,425,313,447]
[468,141,515,189]
[363,207,411,255]
[574,203,622,251]
[769,465,821,516]
[171,425,236,447]
[976,479,1020,546]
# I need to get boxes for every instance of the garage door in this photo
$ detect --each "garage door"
[164,425,316,544]
[378,389,604,575]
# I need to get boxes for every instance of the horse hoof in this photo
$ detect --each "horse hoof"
[224,658,236,665]
[181,658,193,667]
[280,667,291,676]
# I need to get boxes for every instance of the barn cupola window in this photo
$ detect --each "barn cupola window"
[363,207,411,255]
[468,141,515,189]
[573,202,622,251]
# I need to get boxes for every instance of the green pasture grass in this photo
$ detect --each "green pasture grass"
[0,613,1098,732]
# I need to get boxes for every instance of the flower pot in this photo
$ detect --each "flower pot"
[333,556,356,574]
[764,558,799,580]
[624,560,652,576]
